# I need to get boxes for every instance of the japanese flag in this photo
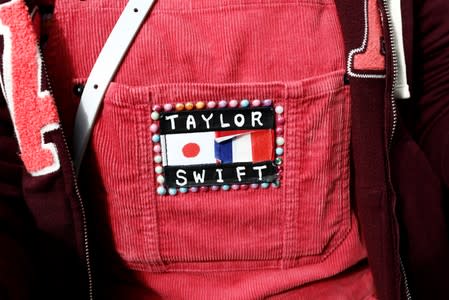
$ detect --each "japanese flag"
[161,132,216,166]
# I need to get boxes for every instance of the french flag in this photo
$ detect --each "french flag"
[214,130,274,164]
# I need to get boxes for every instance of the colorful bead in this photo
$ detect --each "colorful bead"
[156,186,167,195]
[156,175,165,184]
[272,181,281,188]
[150,123,159,133]
[168,188,177,196]
[179,187,188,193]
[190,187,199,193]
[231,184,240,190]
[275,157,283,165]
[261,182,270,189]
[276,116,285,125]
[276,127,284,135]
[207,101,217,109]
[154,155,162,164]
[200,186,209,192]
[153,144,161,153]
[175,103,185,111]
[240,184,249,190]
[276,137,285,146]
[218,100,228,108]
[275,147,284,156]
[150,111,160,121]
[154,166,163,174]
[222,185,231,191]
[152,104,162,112]
[263,99,272,106]
[210,185,220,191]
[185,102,194,110]
[250,183,259,189]
[163,103,173,111]
[229,100,238,108]
[196,101,206,109]
[275,105,284,114]
[152,134,160,143]
[240,99,250,108]
[252,99,261,107]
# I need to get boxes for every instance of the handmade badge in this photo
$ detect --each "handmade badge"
[150,99,285,196]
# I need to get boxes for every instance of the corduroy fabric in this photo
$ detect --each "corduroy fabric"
[45,0,375,298]
[89,72,357,271]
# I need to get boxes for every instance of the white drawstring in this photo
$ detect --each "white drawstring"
[388,0,411,99]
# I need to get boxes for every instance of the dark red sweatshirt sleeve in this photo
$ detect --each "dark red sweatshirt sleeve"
[414,0,449,188]
[0,93,38,299]
[0,1,41,297]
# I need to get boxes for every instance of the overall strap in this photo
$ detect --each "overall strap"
[73,0,158,173]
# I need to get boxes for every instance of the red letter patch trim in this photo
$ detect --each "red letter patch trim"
[347,0,386,78]
[0,0,61,176]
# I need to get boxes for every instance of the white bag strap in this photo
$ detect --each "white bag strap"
[73,0,157,174]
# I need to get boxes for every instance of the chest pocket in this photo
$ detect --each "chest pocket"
[86,70,352,271]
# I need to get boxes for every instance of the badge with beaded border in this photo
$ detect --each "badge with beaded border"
[150,99,285,196]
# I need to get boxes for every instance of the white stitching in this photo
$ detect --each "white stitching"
[347,0,386,79]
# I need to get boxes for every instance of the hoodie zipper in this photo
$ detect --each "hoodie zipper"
[400,257,412,300]
[39,44,95,300]
[381,1,412,299]
[61,131,95,300]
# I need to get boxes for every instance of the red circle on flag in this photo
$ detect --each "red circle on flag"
[182,143,200,158]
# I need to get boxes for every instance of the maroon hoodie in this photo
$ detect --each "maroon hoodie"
[0,0,449,299]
